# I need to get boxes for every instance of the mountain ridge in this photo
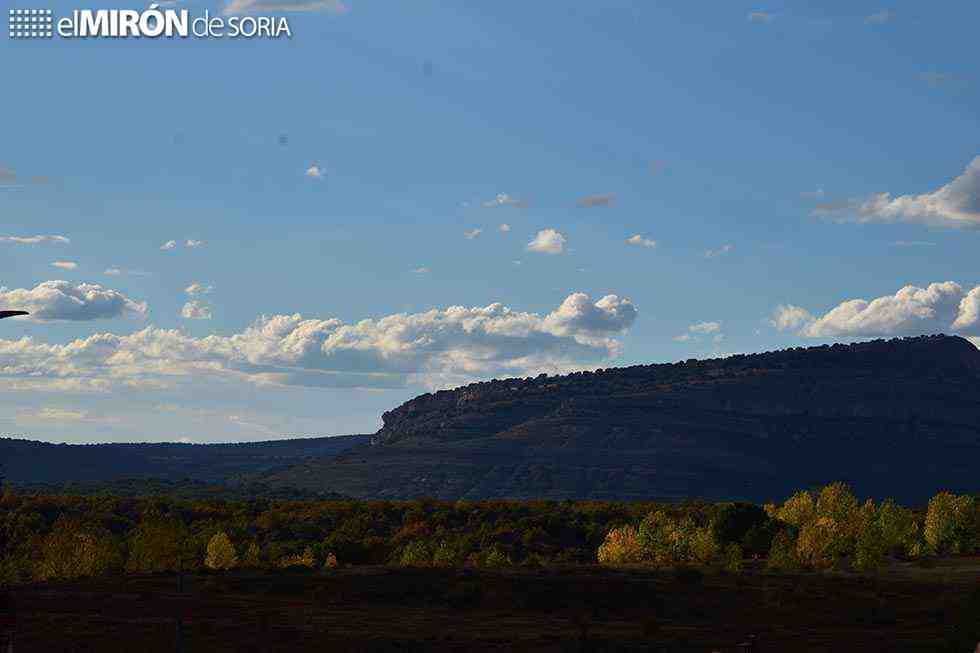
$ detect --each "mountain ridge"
[259,335,980,503]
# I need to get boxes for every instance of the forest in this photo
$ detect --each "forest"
[1,482,977,583]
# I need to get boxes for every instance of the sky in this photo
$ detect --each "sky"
[1,0,979,443]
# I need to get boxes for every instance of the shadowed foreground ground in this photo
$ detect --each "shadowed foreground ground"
[8,559,980,652]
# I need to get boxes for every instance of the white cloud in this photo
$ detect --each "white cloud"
[814,157,980,229]
[705,244,734,258]
[305,163,324,179]
[104,267,149,277]
[223,0,346,14]
[0,281,147,321]
[185,239,205,248]
[770,304,815,332]
[626,234,657,248]
[527,228,566,254]
[51,261,78,270]
[160,240,178,251]
[576,193,616,208]
[0,292,638,392]
[464,228,483,240]
[0,234,70,245]
[185,282,214,297]
[499,223,511,233]
[865,9,893,24]
[967,336,980,350]
[748,11,773,24]
[181,300,213,320]
[674,320,722,343]
[412,266,430,274]
[16,407,119,425]
[482,193,526,209]
[689,321,721,334]
[771,282,980,338]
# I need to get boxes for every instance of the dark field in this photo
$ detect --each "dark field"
[9,558,980,652]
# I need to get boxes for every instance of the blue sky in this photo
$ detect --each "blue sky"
[2,0,978,443]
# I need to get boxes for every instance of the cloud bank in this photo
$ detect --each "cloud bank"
[771,281,980,339]
[0,281,148,321]
[0,292,638,392]
[814,157,980,229]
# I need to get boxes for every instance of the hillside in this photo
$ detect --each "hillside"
[0,434,370,485]
[257,335,980,503]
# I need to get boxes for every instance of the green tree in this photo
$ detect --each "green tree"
[126,514,196,573]
[241,542,263,568]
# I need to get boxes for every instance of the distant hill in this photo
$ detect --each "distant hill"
[0,434,370,485]
[255,335,980,504]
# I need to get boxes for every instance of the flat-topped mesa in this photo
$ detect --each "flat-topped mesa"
[374,335,980,446]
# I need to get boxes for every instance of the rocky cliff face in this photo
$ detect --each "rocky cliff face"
[262,335,980,503]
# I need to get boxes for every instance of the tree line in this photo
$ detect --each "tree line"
[0,484,976,583]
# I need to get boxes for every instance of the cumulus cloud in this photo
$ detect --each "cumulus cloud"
[305,163,324,179]
[412,266,430,274]
[0,292,638,392]
[181,300,213,320]
[626,234,657,248]
[689,321,721,335]
[705,244,734,258]
[482,193,526,209]
[185,282,214,297]
[748,11,773,24]
[968,336,980,350]
[576,193,616,208]
[182,283,214,320]
[499,223,511,233]
[527,228,566,254]
[185,239,205,248]
[223,0,347,14]
[0,281,147,321]
[674,320,722,343]
[51,261,78,270]
[771,281,980,339]
[770,304,815,332]
[814,157,980,229]
[1,235,70,245]
[160,240,177,251]
[464,228,483,240]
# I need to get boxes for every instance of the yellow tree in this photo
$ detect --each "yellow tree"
[36,517,122,581]
[924,492,977,555]
[204,532,239,571]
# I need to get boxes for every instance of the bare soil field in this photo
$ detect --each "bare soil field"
[5,558,979,652]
